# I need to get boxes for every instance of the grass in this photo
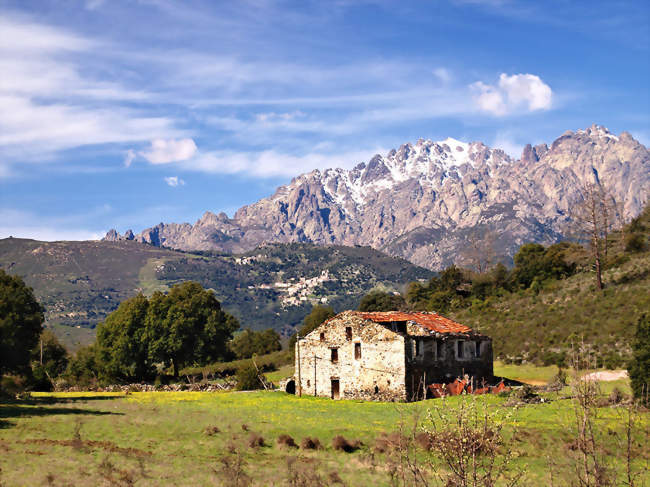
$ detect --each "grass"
[1,365,647,486]
[137,257,172,296]
[494,361,559,385]
[264,364,294,384]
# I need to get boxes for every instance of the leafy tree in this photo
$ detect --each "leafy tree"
[288,305,335,349]
[65,344,99,387]
[438,265,466,292]
[358,291,406,312]
[510,242,575,289]
[511,243,547,289]
[30,330,69,390]
[405,281,428,309]
[0,269,44,377]
[96,293,151,382]
[145,282,239,377]
[229,328,282,359]
[628,313,649,404]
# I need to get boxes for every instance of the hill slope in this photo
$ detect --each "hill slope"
[448,207,650,367]
[0,239,433,348]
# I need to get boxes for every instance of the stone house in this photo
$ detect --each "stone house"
[291,310,493,401]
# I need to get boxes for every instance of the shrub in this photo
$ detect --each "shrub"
[414,432,435,451]
[332,435,361,453]
[277,434,298,449]
[300,437,322,450]
[625,233,647,253]
[373,432,406,454]
[235,362,263,391]
[204,426,220,436]
[247,432,265,449]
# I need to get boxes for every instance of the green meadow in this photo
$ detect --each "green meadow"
[0,366,647,486]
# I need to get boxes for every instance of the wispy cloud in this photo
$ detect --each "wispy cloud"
[0,14,181,168]
[186,147,386,178]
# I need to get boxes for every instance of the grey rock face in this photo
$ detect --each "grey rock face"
[104,125,649,270]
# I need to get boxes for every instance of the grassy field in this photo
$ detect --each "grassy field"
[1,366,647,486]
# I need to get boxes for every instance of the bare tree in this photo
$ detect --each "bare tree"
[570,183,614,290]
[463,231,496,274]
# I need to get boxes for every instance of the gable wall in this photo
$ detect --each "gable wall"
[295,313,407,401]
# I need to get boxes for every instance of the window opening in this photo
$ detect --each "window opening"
[345,327,352,341]
[436,340,443,360]
[331,348,338,363]
[475,341,481,357]
[457,341,464,359]
[319,332,325,342]
[354,342,361,359]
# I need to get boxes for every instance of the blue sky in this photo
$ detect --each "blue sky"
[1,0,648,240]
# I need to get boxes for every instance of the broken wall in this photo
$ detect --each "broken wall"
[295,311,407,401]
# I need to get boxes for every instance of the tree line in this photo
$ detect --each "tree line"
[0,274,282,390]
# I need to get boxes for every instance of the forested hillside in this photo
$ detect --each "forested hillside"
[0,239,432,348]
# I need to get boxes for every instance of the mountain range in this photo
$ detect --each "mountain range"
[105,125,649,270]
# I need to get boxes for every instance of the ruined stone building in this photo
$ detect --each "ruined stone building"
[290,311,493,401]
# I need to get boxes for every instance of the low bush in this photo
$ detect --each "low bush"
[625,233,647,253]
[204,426,220,436]
[332,435,361,453]
[277,434,298,449]
[300,437,322,450]
[247,432,265,449]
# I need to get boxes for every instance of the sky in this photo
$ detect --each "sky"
[1,0,648,241]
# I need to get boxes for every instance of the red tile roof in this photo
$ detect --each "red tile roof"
[353,311,473,335]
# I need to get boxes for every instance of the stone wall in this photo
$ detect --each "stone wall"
[295,312,407,401]
[404,333,494,399]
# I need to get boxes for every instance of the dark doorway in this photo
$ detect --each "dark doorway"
[285,379,296,395]
[331,379,340,400]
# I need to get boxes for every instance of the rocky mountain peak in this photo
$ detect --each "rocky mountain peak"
[104,126,649,270]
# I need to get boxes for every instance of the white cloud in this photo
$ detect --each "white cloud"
[471,73,552,116]
[140,138,198,164]
[123,149,136,167]
[164,176,185,187]
[187,147,385,178]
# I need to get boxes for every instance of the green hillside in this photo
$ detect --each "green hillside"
[449,252,649,367]
[0,239,433,349]
[445,205,650,368]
